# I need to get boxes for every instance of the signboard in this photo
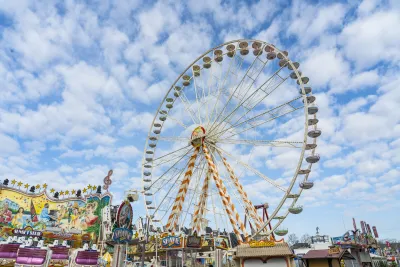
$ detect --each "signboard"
[186,235,202,248]
[161,235,183,249]
[43,232,78,240]
[202,236,214,247]
[112,228,133,243]
[332,234,355,245]
[215,237,229,250]
[328,247,341,255]
[13,228,42,237]
[0,187,111,240]
[116,201,133,229]
[249,240,275,248]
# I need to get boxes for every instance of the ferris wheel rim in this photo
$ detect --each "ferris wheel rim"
[140,39,319,239]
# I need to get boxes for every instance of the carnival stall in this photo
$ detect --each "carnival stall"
[330,218,382,267]
[0,170,114,266]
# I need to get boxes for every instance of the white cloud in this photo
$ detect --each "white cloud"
[302,48,350,88]
[357,0,381,16]
[287,2,347,45]
[0,134,20,155]
[340,10,400,69]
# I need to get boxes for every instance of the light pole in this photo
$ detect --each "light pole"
[141,216,150,267]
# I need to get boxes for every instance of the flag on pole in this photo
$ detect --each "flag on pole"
[372,226,379,238]
[352,218,357,232]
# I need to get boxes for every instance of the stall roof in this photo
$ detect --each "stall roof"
[236,242,294,258]
[302,249,355,260]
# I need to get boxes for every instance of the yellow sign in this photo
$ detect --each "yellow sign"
[329,247,341,254]
[249,240,276,248]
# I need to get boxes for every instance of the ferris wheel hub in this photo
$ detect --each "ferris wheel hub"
[190,126,206,147]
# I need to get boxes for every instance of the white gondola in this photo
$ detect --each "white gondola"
[300,181,314,189]
[303,95,316,104]
[279,59,288,67]
[182,75,191,86]
[298,169,310,174]
[299,87,312,94]
[289,206,303,214]
[308,106,319,115]
[305,144,317,150]
[308,118,318,125]
[290,71,302,79]
[297,76,309,85]
[274,229,288,236]
[308,129,321,138]
[266,52,276,60]
[306,154,320,163]
[288,62,300,70]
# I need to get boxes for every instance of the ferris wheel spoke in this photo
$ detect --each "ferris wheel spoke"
[151,145,192,165]
[164,113,189,129]
[210,143,287,192]
[218,139,303,148]
[204,59,219,127]
[208,53,243,128]
[158,136,190,143]
[225,107,303,141]
[192,69,205,124]
[211,57,270,133]
[208,43,267,133]
[152,154,193,168]
[152,165,188,216]
[197,66,211,125]
[213,67,289,135]
[211,96,303,140]
[150,147,193,190]
[177,89,200,125]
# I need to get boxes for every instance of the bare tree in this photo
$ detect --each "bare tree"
[300,234,311,244]
[287,234,299,246]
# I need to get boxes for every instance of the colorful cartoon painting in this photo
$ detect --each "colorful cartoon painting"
[116,201,133,229]
[0,187,111,240]
[215,237,229,250]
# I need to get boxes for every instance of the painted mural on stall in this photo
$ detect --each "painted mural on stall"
[0,188,110,236]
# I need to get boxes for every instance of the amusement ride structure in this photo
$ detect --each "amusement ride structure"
[141,39,321,243]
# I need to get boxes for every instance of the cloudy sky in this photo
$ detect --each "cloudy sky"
[1,0,399,240]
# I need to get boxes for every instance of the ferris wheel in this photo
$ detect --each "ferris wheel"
[141,39,321,242]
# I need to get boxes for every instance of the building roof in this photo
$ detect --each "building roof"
[236,242,294,258]
[302,249,355,260]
